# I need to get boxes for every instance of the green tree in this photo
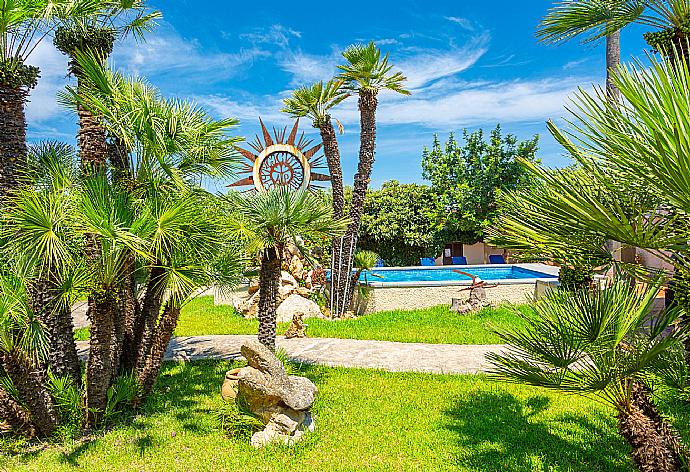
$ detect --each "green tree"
[356,181,445,266]
[422,126,538,245]
[229,188,348,351]
[488,280,689,471]
[330,41,410,317]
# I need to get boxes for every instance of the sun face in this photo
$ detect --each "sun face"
[229,118,330,192]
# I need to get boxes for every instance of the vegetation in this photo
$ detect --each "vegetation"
[166,297,534,345]
[422,126,538,245]
[228,188,348,350]
[284,42,409,317]
[5,359,680,472]
[489,280,689,471]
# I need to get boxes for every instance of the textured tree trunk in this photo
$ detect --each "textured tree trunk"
[130,265,166,372]
[0,85,27,197]
[618,406,681,472]
[319,118,347,317]
[606,30,621,100]
[258,247,281,351]
[0,353,58,437]
[0,386,36,437]
[333,90,378,316]
[29,277,81,384]
[85,294,118,427]
[137,303,181,397]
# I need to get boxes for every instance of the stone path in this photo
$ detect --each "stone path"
[76,335,506,375]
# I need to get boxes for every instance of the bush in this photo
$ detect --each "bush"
[559,266,593,291]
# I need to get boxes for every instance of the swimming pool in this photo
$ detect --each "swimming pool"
[358,264,558,286]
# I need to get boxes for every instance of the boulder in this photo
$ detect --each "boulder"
[284,313,307,339]
[248,279,260,296]
[226,341,317,448]
[276,294,321,323]
[289,255,305,280]
[279,271,299,297]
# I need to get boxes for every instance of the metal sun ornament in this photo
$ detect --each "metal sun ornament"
[229,118,330,192]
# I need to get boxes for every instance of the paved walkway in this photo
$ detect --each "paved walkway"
[76,335,506,374]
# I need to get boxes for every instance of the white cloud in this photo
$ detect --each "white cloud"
[397,34,490,89]
[446,16,475,31]
[113,24,271,81]
[239,24,301,47]
[278,49,341,86]
[563,58,588,70]
[25,41,70,123]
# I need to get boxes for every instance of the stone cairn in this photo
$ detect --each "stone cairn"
[234,241,330,335]
[221,341,317,448]
[450,269,496,314]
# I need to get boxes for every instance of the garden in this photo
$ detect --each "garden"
[3,1,690,472]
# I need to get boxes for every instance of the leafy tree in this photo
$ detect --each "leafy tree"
[488,280,689,471]
[228,188,348,351]
[356,181,445,266]
[422,126,538,245]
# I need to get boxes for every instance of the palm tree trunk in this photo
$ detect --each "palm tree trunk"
[319,118,347,316]
[618,406,681,472]
[29,277,81,384]
[334,89,378,316]
[136,303,181,397]
[0,353,58,437]
[129,265,166,372]
[258,247,281,351]
[85,293,118,427]
[606,30,621,100]
[0,386,36,437]
[0,85,27,197]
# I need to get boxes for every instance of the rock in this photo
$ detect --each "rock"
[279,271,299,297]
[289,255,304,280]
[236,291,260,319]
[304,275,312,289]
[276,294,321,323]
[294,287,311,298]
[284,313,307,339]
[228,341,318,448]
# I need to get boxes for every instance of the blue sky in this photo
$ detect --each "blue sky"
[26,0,652,190]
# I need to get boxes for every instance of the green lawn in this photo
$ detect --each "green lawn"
[170,296,533,344]
[6,359,685,472]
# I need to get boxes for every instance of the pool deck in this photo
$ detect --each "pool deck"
[365,262,559,288]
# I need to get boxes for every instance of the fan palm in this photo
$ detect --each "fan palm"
[538,1,645,97]
[229,188,349,351]
[2,142,84,385]
[329,41,409,317]
[52,0,160,171]
[488,280,689,471]
[0,0,106,195]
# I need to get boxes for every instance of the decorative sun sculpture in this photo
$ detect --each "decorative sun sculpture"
[229,118,330,192]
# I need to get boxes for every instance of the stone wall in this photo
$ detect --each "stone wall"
[352,283,535,315]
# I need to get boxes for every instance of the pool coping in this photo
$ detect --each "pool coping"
[363,263,560,288]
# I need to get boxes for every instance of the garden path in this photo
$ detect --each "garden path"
[76,335,506,374]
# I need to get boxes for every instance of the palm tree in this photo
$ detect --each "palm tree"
[229,188,349,350]
[488,280,689,471]
[52,0,160,170]
[61,58,243,411]
[537,1,646,97]
[2,142,83,385]
[0,0,93,196]
[332,41,409,316]
[642,0,690,58]
[0,273,59,437]
[282,80,350,316]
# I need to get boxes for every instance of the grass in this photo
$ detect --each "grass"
[5,359,683,471]
[169,296,533,344]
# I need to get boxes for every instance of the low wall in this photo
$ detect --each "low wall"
[352,283,536,315]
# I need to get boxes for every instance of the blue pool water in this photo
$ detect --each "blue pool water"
[359,266,556,284]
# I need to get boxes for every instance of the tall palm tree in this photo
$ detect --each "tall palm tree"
[53,0,160,170]
[537,1,645,97]
[229,188,349,350]
[333,41,409,316]
[282,80,350,314]
[488,280,689,471]
[0,0,97,196]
